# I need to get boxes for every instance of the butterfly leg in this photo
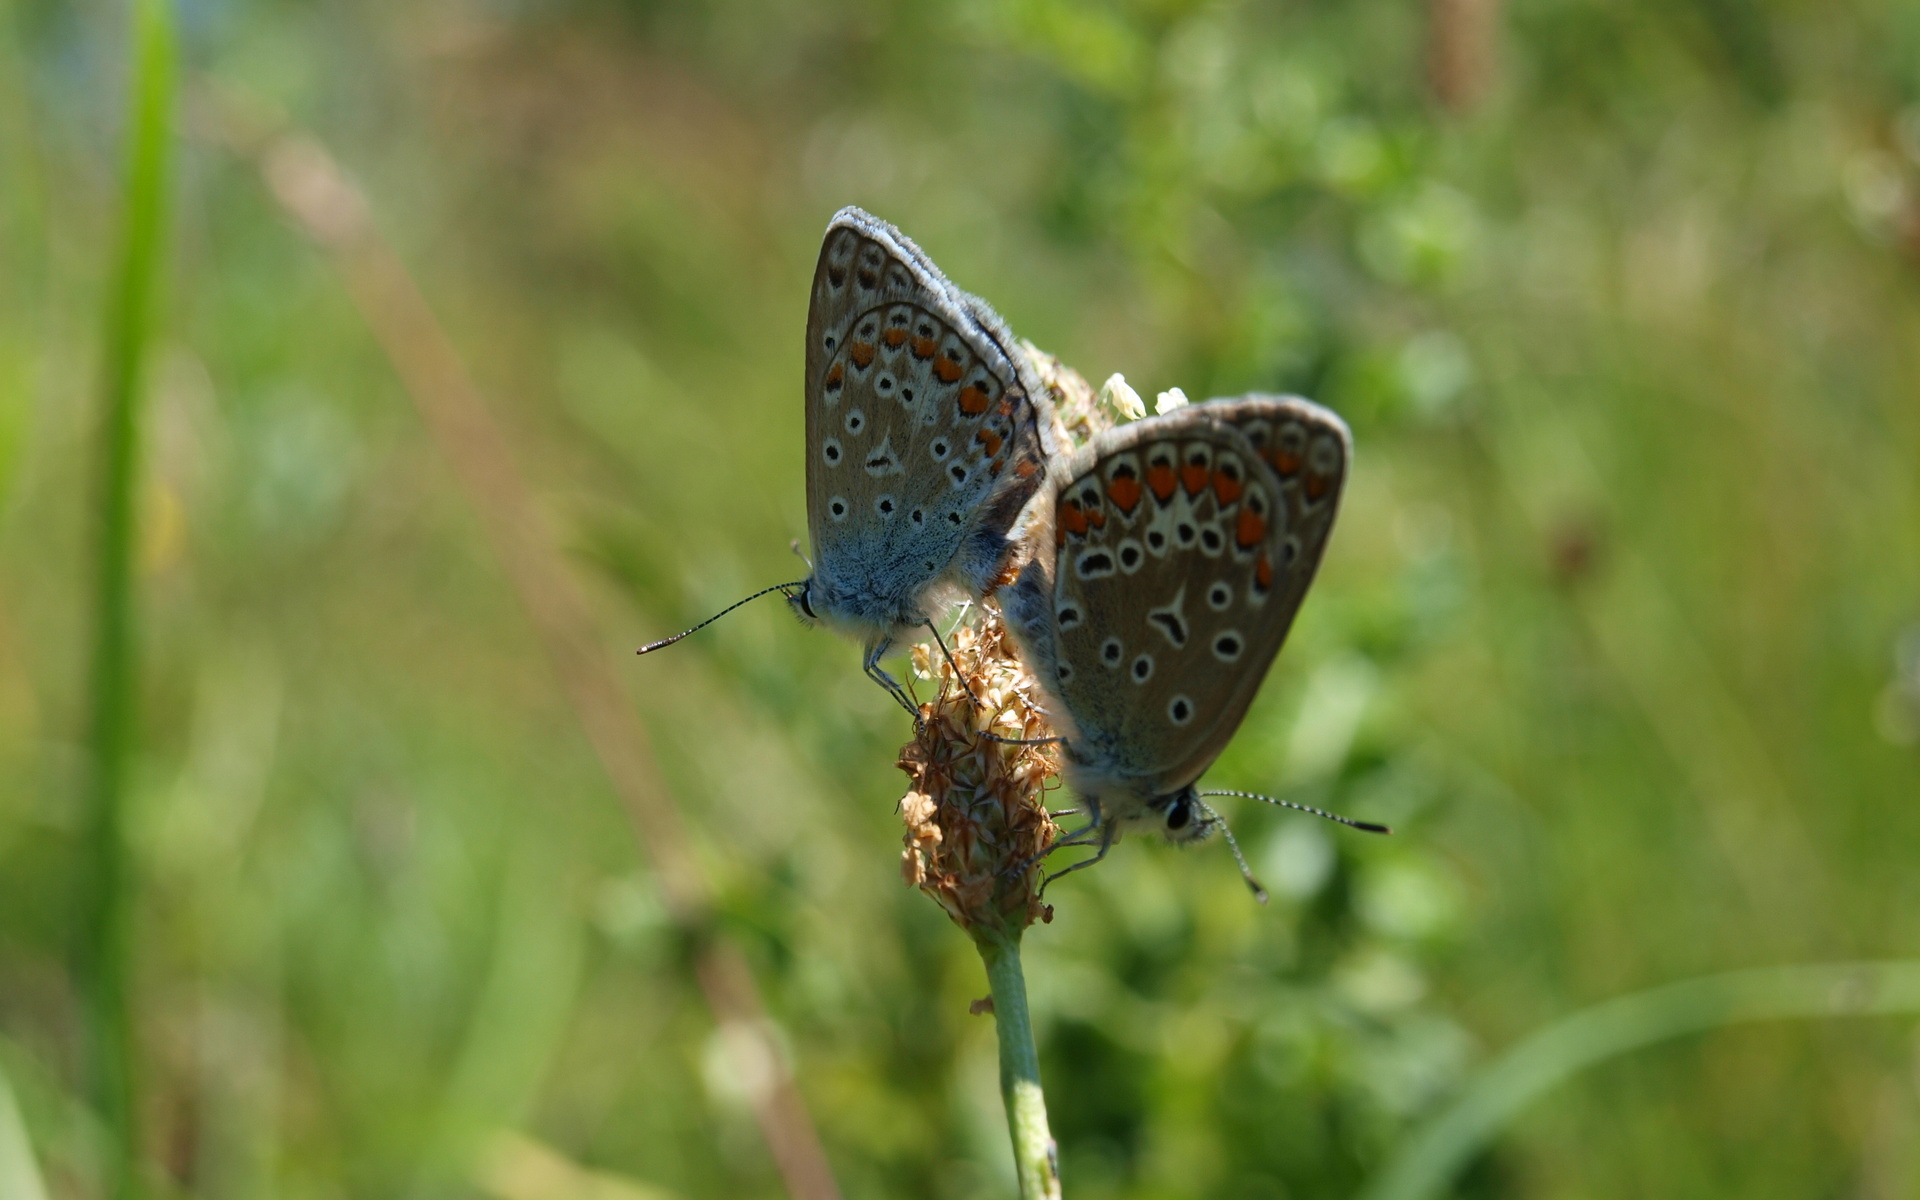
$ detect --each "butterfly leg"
[863,636,921,719]
[978,730,1068,748]
[1040,819,1117,894]
[999,820,1099,884]
[922,619,986,709]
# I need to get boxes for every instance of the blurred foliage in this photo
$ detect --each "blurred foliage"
[4,0,1920,1198]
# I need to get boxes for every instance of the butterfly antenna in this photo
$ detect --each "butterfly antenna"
[636,581,807,655]
[1199,790,1392,835]
[1195,800,1269,904]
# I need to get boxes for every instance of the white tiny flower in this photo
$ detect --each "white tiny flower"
[1155,387,1190,414]
[1099,373,1145,421]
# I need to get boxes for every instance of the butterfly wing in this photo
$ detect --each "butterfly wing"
[1008,396,1349,800]
[803,209,1061,637]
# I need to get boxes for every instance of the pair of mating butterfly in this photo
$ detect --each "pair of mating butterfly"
[642,208,1387,893]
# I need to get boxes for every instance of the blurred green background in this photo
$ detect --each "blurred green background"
[5,1,1920,1197]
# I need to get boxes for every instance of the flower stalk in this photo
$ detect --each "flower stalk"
[899,611,1065,1198]
[978,929,1062,1200]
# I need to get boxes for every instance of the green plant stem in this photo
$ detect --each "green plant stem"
[976,930,1061,1200]
[1359,961,1920,1200]
[83,2,174,1197]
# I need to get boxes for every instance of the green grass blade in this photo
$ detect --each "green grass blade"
[1359,962,1920,1200]
[82,2,176,1197]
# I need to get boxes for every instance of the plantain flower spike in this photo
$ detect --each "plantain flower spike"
[900,607,1063,937]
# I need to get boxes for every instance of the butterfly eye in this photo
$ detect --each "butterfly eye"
[1164,797,1191,830]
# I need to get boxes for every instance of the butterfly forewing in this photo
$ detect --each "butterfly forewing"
[803,210,1056,626]
[1030,397,1348,796]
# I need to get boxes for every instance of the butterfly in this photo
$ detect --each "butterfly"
[1001,395,1386,892]
[783,207,1064,711]
[638,209,1063,710]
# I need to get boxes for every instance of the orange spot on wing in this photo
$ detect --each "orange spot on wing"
[1255,552,1274,592]
[883,327,908,348]
[1060,498,1089,537]
[1147,463,1177,502]
[958,385,991,415]
[1015,459,1038,479]
[850,342,876,368]
[1087,507,1107,529]
[975,428,1004,456]
[1181,461,1209,495]
[1305,471,1330,500]
[1235,506,1267,549]
[1107,475,1142,514]
[934,356,963,383]
[1212,470,1244,506]
[1271,446,1302,476]
[912,336,937,358]
[990,459,1004,477]
[825,363,844,389]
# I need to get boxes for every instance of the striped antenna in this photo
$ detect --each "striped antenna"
[637,581,807,656]
[1199,789,1392,835]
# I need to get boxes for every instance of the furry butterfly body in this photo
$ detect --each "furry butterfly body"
[792,208,1064,709]
[1004,395,1352,855]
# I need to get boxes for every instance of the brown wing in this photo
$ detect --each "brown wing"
[802,209,1057,624]
[1030,396,1349,796]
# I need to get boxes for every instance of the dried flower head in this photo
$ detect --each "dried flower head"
[1020,341,1115,448]
[899,606,1062,937]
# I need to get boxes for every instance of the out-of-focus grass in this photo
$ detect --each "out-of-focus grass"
[1363,961,1920,1200]
[1,2,1918,1199]
[79,1,174,1197]
[0,1060,51,1200]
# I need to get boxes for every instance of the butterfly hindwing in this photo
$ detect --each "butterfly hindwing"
[803,209,1058,638]
[1008,396,1349,805]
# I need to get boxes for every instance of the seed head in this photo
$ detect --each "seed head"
[899,607,1061,937]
